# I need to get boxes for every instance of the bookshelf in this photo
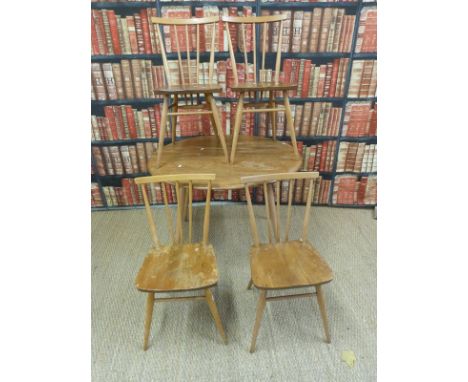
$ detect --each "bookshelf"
[91,0,377,210]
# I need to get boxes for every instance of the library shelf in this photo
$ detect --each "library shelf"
[91,0,377,210]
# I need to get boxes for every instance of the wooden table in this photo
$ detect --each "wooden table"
[148,135,302,190]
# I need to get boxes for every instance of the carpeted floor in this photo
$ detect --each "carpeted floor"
[92,205,376,382]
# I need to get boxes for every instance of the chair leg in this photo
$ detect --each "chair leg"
[182,187,189,222]
[143,292,155,351]
[206,93,229,164]
[315,285,331,343]
[247,278,253,290]
[205,288,228,344]
[155,95,169,168]
[171,95,178,144]
[282,91,299,158]
[269,93,277,140]
[250,289,267,353]
[230,92,245,164]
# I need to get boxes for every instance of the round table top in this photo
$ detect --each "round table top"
[148,136,302,190]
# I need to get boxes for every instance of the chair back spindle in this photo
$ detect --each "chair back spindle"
[152,16,220,88]
[135,174,216,248]
[222,14,287,86]
[241,172,320,247]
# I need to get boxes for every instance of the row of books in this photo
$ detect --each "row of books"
[95,175,332,208]
[342,101,377,137]
[92,143,157,176]
[336,142,376,173]
[348,59,377,98]
[261,9,355,53]
[300,142,337,172]
[91,57,354,101]
[161,6,254,53]
[91,101,378,143]
[355,7,376,53]
[332,175,376,205]
[91,102,245,141]
[260,1,357,3]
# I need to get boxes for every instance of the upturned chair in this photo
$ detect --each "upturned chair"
[241,172,333,353]
[134,174,227,350]
[222,14,300,164]
[151,16,229,168]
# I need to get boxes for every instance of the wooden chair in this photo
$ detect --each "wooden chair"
[134,174,227,350]
[151,16,229,168]
[222,14,300,164]
[241,172,333,353]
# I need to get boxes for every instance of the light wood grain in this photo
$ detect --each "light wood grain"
[249,241,333,290]
[250,290,267,353]
[148,136,302,190]
[135,174,226,348]
[242,172,334,351]
[223,15,297,163]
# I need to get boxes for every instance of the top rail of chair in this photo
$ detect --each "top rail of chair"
[151,16,220,26]
[221,14,288,24]
[241,172,320,185]
[135,174,216,185]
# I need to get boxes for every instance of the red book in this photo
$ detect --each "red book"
[125,106,138,139]
[369,104,377,136]
[228,7,238,52]
[319,142,328,172]
[126,16,138,54]
[195,8,206,52]
[153,105,161,136]
[301,60,312,97]
[106,10,122,55]
[316,65,327,97]
[114,106,126,139]
[92,10,108,55]
[140,9,152,54]
[357,177,368,204]
[141,109,152,138]
[91,14,100,55]
[283,59,293,85]
[104,106,119,140]
[122,179,134,206]
[328,60,340,97]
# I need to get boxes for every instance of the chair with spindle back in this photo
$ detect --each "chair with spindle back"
[151,16,229,168]
[241,172,333,353]
[134,174,227,350]
[222,14,300,164]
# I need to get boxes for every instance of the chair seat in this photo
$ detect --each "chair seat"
[154,84,222,95]
[135,243,218,292]
[250,240,333,290]
[231,81,297,92]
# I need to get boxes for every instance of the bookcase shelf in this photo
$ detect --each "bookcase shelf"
[91,0,377,210]
[260,2,358,10]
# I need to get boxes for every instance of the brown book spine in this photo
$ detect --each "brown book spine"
[130,60,143,99]
[121,60,134,99]
[309,8,323,52]
[126,16,139,54]
[300,11,312,53]
[139,9,152,54]
[102,63,117,100]
[106,10,121,55]
[91,63,107,101]
[92,147,106,176]
[101,10,114,55]
[92,10,107,55]
[134,14,145,54]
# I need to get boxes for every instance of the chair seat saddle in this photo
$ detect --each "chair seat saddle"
[154,84,222,95]
[250,240,333,290]
[135,242,218,292]
[231,81,298,92]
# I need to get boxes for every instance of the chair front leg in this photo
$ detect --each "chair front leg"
[282,90,299,158]
[230,92,245,164]
[205,288,228,344]
[155,95,169,168]
[315,284,331,343]
[143,292,155,350]
[206,93,229,164]
[250,289,267,353]
[171,94,178,144]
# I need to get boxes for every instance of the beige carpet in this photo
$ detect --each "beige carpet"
[92,205,376,381]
